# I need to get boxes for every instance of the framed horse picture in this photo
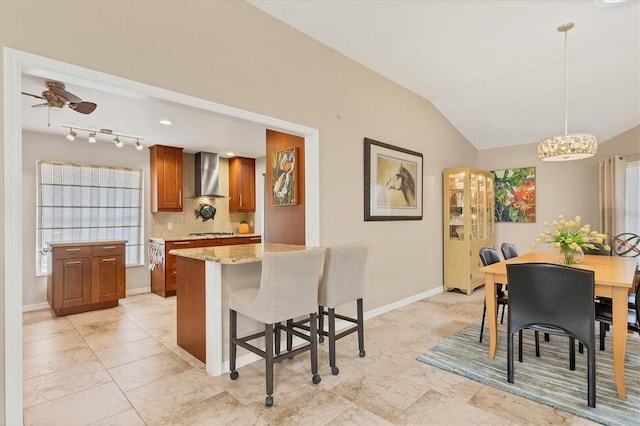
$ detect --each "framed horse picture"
[364,138,423,221]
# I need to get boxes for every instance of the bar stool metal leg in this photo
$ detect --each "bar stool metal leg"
[229,309,239,380]
[357,298,365,357]
[318,305,325,343]
[328,307,338,375]
[265,323,274,407]
[310,312,321,384]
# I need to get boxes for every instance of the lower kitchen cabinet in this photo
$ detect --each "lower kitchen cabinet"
[47,241,126,316]
[150,235,261,298]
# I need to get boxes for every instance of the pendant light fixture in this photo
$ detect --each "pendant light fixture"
[537,23,597,161]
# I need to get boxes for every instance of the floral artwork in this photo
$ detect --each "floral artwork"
[272,147,297,206]
[492,167,536,223]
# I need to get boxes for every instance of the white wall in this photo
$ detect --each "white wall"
[22,131,151,307]
[477,126,640,255]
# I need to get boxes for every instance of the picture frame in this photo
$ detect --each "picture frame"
[492,167,536,223]
[364,137,423,221]
[272,147,298,206]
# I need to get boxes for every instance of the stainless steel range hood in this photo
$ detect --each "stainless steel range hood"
[195,152,225,198]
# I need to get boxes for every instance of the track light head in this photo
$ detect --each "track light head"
[66,129,76,141]
[88,132,96,143]
[135,139,143,151]
[114,136,123,148]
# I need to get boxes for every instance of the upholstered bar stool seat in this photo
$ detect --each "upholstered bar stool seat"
[229,248,326,407]
[317,246,368,375]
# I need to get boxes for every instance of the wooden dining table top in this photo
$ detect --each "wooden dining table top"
[479,251,636,289]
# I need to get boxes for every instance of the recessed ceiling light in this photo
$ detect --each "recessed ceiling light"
[159,119,173,126]
[226,152,235,157]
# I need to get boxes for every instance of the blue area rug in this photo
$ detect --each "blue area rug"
[416,320,640,425]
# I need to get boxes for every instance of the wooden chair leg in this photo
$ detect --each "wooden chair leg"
[286,319,293,352]
[518,329,523,362]
[534,330,540,357]
[569,337,576,371]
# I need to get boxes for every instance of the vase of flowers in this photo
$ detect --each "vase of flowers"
[533,214,611,264]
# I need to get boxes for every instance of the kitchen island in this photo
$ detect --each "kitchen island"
[169,243,308,376]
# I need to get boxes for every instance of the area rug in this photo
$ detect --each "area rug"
[416,320,640,425]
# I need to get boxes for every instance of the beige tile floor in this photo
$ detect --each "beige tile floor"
[22,290,597,425]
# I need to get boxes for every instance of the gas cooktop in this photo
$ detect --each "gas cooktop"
[189,232,235,237]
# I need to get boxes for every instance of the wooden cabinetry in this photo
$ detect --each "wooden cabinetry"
[228,156,255,212]
[151,235,261,297]
[47,241,126,315]
[443,166,494,295]
[150,145,184,212]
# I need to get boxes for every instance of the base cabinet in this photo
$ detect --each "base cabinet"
[151,235,262,298]
[48,241,126,316]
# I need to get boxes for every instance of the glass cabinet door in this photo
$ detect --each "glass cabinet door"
[447,172,464,240]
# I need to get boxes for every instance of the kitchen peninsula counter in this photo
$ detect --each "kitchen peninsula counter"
[169,243,309,376]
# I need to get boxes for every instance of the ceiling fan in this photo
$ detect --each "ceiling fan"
[21,81,97,114]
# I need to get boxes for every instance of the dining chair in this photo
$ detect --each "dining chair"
[506,263,596,408]
[595,283,640,350]
[500,242,519,260]
[316,246,368,375]
[478,248,511,343]
[228,248,326,407]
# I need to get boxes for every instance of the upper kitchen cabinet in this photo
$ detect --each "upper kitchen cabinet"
[150,145,184,212]
[229,156,255,212]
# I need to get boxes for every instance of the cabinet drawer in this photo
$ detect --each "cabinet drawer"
[166,240,197,251]
[53,246,92,260]
[92,244,125,257]
[195,239,223,248]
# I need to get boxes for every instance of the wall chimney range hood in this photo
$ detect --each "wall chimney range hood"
[195,152,225,198]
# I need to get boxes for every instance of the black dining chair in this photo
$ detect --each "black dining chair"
[500,242,519,260]
[595,283,640,350]
[506,263,596,408]
[478,248,509,343]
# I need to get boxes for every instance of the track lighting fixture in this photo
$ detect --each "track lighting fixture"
[61,126,144,150]
[66,128,76,141]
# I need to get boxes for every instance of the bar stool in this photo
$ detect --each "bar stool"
[228,248,326,407]
[317,246,368,375]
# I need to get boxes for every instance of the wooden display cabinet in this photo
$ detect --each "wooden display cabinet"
[150,145,184,212]
[47,241,126,315]
[443,166,495,295]
[228,156,256,212]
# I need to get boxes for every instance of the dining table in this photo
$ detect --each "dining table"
[480,251,637,399]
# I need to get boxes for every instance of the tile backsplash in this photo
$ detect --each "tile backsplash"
[150,153,254,239]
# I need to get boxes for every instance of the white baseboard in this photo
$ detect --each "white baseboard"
[22,302,50,313]
[23,286,152,312]
[126,286,150,296]
[221,286,443,372]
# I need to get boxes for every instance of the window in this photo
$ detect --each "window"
[37,161,143,274]
[625,158,640,235]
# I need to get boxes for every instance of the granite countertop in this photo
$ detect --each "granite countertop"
[47,240,127,248]
[169,243,309,265]
[151,234,261,243]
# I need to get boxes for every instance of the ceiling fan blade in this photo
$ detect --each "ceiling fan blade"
[31,103,51,108]
[21,91,45,100]
[48,85,82,103]
[69,102,97,114]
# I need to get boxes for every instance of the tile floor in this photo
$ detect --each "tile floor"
[22,290,597,425]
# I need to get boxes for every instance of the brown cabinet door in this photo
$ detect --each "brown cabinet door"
[150,145,184,212]
[53,257,92,308]
[92,254,124,303]
[229,157,255,212]
[165,240,197,293]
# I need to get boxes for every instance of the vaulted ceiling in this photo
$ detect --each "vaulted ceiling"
[249,0,639,149]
